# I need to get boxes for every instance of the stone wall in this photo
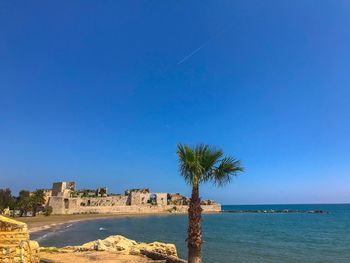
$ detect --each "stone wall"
[129,192,151,205]
[169,193,189,205]
[78,196,129,207]
[67,181,76,191]
[0,216,40,263]
[43,190,52,206]
[49,196,67,214]
[52,182,66,196]
[47,182,222,215]
[48,196,221,214]
[155,193,167,206]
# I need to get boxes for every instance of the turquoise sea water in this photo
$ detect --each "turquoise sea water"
[32,204,350,263]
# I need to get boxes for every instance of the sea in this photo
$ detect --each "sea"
[31,204,350,263]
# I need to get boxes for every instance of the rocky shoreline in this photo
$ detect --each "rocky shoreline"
[0,215,186,263]
[40,235,187,263]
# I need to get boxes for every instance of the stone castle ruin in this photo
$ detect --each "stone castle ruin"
[45,182,220,214]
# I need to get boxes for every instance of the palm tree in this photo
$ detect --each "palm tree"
[177,144,243,263]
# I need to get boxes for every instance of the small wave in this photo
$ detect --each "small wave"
[38,233,48,240]
[35,232,51,241]
[99,227,107,231]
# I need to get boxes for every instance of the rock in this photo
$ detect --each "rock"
[78,239,108,251]
[132,241,177,257]
[29,240,40,250]
[46,234,181,260]
[0,216,40,263]
[140,250,187,263]
[102,235,138,252]
[75,235,138,253]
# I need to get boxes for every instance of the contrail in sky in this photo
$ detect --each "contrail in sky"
[177,40,211,65]
[177,27,229,65]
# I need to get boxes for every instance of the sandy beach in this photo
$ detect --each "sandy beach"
[14,213,174,233]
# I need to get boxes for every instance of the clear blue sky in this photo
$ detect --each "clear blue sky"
[1,1,349,204]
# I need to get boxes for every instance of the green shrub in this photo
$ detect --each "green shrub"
[44,206,53,216]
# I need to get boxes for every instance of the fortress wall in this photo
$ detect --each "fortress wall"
[49,196,130,214]
[165,204,221,213]
[130,192,151,205]
[140,193,151,205]
[77,196,129,207]
[49,196,66,214]
[49,201,221,215]
[52,182,66,196]
[48,193,221,215]
[47,182,221,215]
[202,203,221,212]
[156,193,168,206]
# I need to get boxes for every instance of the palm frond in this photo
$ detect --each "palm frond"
[177,144,203,185]
[202,147,223,173]
[212,157,244,187]
[177,143,243,187]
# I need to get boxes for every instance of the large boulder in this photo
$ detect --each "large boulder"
[53,234,178,258]
[76,235,137,252]
[132,241,177,257]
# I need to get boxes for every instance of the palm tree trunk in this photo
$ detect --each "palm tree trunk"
[188,184,202,263]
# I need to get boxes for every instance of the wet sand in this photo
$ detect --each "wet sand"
[13,213,173,233]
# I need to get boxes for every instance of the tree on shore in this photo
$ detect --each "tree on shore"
[8,197,17,217]
[177,144,243,263]
[17,190,32,217]
[30,189,46,216]
[0,188,12,213]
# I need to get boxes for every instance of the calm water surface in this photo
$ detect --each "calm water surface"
[32,204,350,263]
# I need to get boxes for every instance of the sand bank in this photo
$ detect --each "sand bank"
[13,213,176,233]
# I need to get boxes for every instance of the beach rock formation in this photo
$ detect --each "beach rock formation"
[59,235,177,256]
[0,215,40,263]
[40,235,186,263]
[77,235,138,252]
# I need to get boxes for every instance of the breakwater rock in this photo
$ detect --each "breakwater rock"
[40,235,186,263]
[222,209,328,214]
